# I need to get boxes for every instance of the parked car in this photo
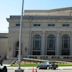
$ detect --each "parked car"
[37,61,58,70]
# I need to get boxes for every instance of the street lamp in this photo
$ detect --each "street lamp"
[15,0,24,72]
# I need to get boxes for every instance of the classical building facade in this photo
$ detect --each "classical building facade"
[7,7,72,59]
[0,33,8,58]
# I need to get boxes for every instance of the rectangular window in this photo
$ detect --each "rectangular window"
[48,24,55,27]
[16,24,20,26]
[33,24,40,27]
[62,24,70,27]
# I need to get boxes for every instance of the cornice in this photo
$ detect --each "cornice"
[25,7,72,13]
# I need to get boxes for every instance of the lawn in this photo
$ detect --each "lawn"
[58,64,72,67]
[11,63,37,67]
[11,63,72,67]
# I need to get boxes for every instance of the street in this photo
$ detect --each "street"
[7,67,72,72]
[8,69,72,72]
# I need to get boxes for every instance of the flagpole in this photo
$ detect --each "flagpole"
[15,0,24,72]
[18,0,24,69]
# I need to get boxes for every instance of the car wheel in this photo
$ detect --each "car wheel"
[53,67,56,70]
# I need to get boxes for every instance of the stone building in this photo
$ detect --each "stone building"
[6,7,72,59]
[0,33,8,58]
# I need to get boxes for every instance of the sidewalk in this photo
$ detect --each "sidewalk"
[58,66,72,70]
[2,64,72,70]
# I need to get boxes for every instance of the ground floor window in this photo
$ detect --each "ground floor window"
[15,41,19,57]
[32,34,41,55]
[46,35,56,55]
[61,34,70,55]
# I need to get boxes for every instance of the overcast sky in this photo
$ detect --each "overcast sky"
[0,0,72,33]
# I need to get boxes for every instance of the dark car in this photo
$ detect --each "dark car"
[37,61,58,70]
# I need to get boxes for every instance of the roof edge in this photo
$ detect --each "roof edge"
[24,7,72,13]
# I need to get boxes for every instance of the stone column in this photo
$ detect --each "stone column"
[56,32,60,55]
[41,31,45,55]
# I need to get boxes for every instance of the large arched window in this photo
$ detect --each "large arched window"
[32,34,41,55]
[61,34,70,55]
[46,34,56,55]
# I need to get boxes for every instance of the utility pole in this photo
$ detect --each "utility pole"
[15,0,24,72]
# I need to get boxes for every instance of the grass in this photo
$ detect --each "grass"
[11,63,38,67]
[58,64,72,67]
[11,63,72,67]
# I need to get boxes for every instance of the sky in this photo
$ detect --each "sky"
[0,0,72,33]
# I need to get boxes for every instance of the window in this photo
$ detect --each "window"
[61,34,70,55]
[33,24,40,27]
[48,24,55,27]
[16,24,20,26]
[32,34,41,55]
[62,24,70,27]
[15,41,19,57]
[46,35,56,55]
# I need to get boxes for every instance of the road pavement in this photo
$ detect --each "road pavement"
[1,64,72,72]
[8,69,72,72]
[7,66,72,72]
